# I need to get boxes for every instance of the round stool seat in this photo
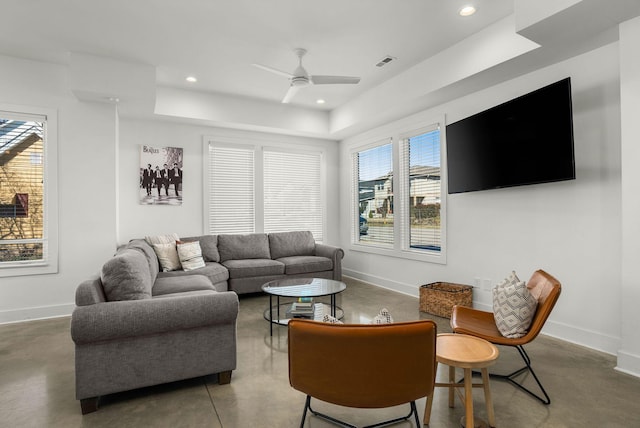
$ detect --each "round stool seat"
[436,333,499,368]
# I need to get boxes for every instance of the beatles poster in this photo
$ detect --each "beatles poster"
[140,145,183,205]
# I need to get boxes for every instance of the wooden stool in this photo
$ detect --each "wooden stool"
[424,333,499,428]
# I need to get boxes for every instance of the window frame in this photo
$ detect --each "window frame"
[0,104,58,277]
[349,119,447,265]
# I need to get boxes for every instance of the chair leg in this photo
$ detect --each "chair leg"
[485,345,551,405]
[303,395,420,428]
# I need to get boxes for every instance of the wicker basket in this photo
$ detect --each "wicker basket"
[419,282,473,318]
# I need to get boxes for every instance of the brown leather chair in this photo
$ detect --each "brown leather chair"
[288,319,437,428]
[451,269,561,404]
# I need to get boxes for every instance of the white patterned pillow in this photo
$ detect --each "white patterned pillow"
[322,314,343,324]
[497,270,520,289]
[177,241,206,271]
[146,233,181,272]
[152,243,181,272]
[493,280,537,338]
[371,308,394,324]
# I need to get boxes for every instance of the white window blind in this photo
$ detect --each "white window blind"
[400,126,442,252]
[207,144,255,234]
[352,140,393,248]
[0,114,46,265]
[264,149,323,241]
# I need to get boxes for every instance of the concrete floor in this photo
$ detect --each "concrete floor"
[2,277,640,428]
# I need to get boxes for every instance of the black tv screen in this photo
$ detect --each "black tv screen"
[446,78,575,194]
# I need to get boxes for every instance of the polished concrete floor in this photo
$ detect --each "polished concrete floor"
[2,277,640,428]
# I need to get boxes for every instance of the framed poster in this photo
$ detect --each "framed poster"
[139,145,183,205]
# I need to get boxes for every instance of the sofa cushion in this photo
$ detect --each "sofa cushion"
[121,239,160,283]
[268,231,315,260]
[152,274,216,296]
[181,235,220,262]
[222,258,284,279]
[218,233,271,262]
[177,240,206,271]
[101,249,152,301]
[277,255,332,275]
[157,262,229,285]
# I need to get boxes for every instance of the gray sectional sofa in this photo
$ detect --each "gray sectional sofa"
[70,230,343,414]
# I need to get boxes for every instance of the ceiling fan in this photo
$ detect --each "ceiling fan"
[252,48,361,104]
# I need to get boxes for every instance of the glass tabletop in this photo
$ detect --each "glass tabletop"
[261,277,346,298]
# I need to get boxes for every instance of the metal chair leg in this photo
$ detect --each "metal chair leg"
[302,396,420,428]
[483,345,551,405]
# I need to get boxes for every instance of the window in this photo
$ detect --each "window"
[351,122,445,262]
[352,140,393,248]
[206,144,255,234]
[401,127,442,252]
[264,149,323,241]
[205,140,324,240]
[0,107,58,276]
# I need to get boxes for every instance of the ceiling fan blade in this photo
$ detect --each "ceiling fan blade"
[252,63,294,78]
[310,75,361,85]
[282,85,301,103]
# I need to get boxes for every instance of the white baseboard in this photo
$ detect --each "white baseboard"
[616,350,640,378]
[0,303,74,324]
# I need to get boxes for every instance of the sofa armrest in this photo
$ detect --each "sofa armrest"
[314,243,344,280]
[71,291,239,344]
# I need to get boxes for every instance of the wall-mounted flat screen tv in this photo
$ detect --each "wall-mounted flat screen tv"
[446,78,575,194]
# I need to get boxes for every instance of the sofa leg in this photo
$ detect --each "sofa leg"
[218,370,232,385]
[80,397,99,414]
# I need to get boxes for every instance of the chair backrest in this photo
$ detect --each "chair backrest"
[523,269,562,342]
[288,319,437,409]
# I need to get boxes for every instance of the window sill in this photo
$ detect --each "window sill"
[0,262,58,278]
[349,242,446,265]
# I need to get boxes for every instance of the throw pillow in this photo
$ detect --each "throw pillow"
[152,243,182,272]
[493,280,537,338]
[176,240,206,271]
[496,270,520,289]
[322,314,344,324]
[101,249,152,301]
[371,308,394,324]
[145,233,180,246]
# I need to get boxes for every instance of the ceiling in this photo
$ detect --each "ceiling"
[0,0,515,110]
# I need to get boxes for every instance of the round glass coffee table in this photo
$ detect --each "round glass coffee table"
[262,277,346,335]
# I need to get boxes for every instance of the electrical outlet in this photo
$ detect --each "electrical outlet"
[474,277,481,288]
[482,278,492,290]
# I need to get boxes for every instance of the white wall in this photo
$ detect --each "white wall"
[0,55,118,323]
[117,119,340,245]
[340,42,622,355]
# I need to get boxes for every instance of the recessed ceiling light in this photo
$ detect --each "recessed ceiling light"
[316,99,326,104]
[459,5,476,16]
[186,76,197,83]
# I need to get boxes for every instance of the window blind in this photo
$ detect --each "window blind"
[263,149,323,241]
[353,140,394,248]
[400,127,442,252]
[207,144,255,234]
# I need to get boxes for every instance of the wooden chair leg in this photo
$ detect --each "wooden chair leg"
[464,368,474,428]
[218,370,232,384]
[80,397,99,414]
[481,368,496,427]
